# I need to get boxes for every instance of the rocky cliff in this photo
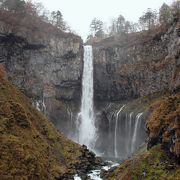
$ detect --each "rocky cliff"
[91,13,180,161]
[0,31,83,136]
[93,17,179,101]
[104,93,180,180]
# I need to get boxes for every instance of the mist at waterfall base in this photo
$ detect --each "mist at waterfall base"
[95,103,147,161]
[76,45,96,149]
[70,45,147,162]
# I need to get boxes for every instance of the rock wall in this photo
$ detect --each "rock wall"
[0,32,83,136]
[92,17,179,159]
[93,19,180,101]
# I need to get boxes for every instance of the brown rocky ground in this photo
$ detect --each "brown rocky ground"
[0,77,102,180]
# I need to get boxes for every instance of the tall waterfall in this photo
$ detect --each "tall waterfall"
[78,45,96,149]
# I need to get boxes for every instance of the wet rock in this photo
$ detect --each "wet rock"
[74,145,104,179]
[101,166,118,179]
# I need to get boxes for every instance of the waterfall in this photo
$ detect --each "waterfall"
[127,112,133,155]
[78,45,96,149]
[96,103,146,160]
[131,113,143,153]
[34,99,46,113]
[114,105,125,158]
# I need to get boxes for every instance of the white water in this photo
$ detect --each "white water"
[114,105,125,158]
[78,45,96,149]
[131,112,143,153]
[34,99,46,113]
[127,112,133,155]
[74,162,119,180]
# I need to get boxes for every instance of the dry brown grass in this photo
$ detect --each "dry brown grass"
[0,78,82,179]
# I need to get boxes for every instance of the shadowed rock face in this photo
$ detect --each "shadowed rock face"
[93,19,180,101]
[0,33,83,136]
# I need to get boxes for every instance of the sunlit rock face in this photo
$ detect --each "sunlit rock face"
[0,33,83,136]
[93,19,179,101]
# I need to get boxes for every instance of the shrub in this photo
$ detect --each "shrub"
[0,64,6,78]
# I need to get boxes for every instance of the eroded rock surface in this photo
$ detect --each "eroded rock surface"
[0,32,83,136]
[93,18,179,101]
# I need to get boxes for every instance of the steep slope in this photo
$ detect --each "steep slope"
[0,77,89,179]
[0,4,83,139]
[0,30,83,138]
[104,93,180,180]
[106,145,180,180]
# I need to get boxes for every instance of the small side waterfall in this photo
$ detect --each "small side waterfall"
[77,45,96,149]
[95,103,147,160]
[131,113,143,153]
[114,105,125,158]
[33,99,46,113]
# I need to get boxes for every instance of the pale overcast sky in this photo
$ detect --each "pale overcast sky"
[39,0,172,40]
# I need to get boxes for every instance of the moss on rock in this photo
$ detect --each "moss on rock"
[0,77,82,179]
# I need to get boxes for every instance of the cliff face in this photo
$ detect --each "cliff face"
[0,32,83,135]
[104,93,180,180]
[93,19,180,101]
[91,16,180,160]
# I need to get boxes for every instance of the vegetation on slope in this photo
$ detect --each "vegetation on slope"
[107,145,180,180]
[0,0,81,44]
[106,93,180,180]
[146,94,180,160]
[0,77,82,180]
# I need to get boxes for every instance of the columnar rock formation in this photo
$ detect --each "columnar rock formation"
[92,16,179,159]
[93,19,179,101]
[0,32,83,136]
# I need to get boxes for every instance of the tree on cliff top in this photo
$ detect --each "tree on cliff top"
[0,0,26,14]
[109,15,137,35]
[159,3,173,25]
[139,8,157,31]
[51,10,66,30]
[116,15,126,34]
[90,18,104,38]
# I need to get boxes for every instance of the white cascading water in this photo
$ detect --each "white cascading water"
[114,105,125,158]
[78,45,96,149]
[131,112,143,153]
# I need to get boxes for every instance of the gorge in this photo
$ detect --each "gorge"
[0,1,180,179]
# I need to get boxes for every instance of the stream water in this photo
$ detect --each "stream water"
[74,162,119,180]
